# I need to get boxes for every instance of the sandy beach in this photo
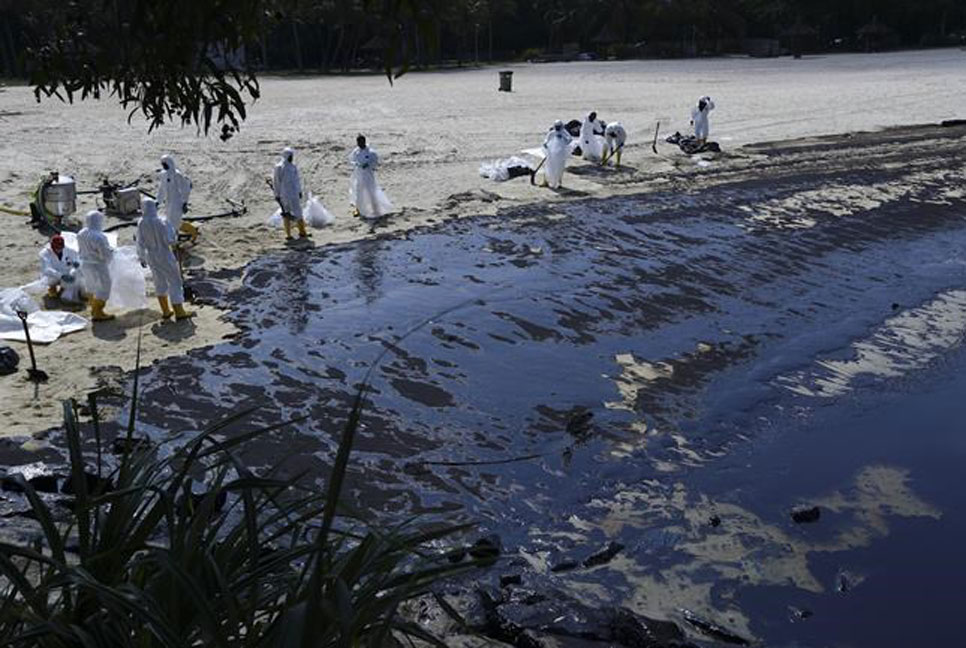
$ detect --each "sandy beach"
[2,47,966,647]
[2,48,966,439]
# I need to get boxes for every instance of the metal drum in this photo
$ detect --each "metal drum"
[114,187,141,215]
[41,174,76,217]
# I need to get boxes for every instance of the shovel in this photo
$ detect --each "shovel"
[529,155,547,186]
[15,311,48,383]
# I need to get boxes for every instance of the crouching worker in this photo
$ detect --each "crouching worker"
[77,210,115,322]
[273,147,309,240]
[39,234,82,301]
[137,198,194,321]
[602,122,627,167]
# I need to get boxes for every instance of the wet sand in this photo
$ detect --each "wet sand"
[2,50,966,646]
[3,118,965,645]
[3,49,966,438]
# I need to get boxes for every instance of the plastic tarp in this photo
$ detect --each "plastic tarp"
[5,231,147,343]
[107,245,149,311]
[22,231,146,310]
[0,288,88,344]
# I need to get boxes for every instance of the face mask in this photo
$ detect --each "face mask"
[161,162,169,170]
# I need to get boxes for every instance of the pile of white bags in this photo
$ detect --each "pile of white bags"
[268,193,335,229]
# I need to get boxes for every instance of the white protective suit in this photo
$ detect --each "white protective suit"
[77,210,113,301]
[137,198,185,304]
[39,243,82,302]
[543,121,573,189]
[349,146,393,219]
[273,148,303,221]
[691,97,715,141]
[604,122,627,158]
[157,154,193,230]
[579,115,606,161]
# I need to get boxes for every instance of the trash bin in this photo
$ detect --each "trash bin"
[499,70,513,92]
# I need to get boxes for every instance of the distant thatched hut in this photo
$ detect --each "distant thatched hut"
[858,17,894,52]
[781,18,817,58]
[592,22,621,57]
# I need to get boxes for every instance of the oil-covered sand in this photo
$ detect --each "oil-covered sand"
[5,121,966,646]
[2,51,966,646]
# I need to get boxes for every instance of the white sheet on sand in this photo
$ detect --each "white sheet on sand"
[0,288,88,344]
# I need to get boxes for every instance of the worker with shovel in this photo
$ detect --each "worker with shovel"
[538,120,572,189]
[272,147,309,240]
[136,198,194,321]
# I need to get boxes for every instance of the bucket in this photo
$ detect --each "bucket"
[114,187,141,215]
[41,174,76,217]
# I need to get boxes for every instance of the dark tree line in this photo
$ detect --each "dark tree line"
[1,0,963,136]
[3,0,965,79]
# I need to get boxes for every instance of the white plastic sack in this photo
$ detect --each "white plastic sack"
[267,208,283,228]
[304,193,335,228]
[106,245,148,311]
[269,195,335,229]
[479,156,535,182]
[0,287,88,344]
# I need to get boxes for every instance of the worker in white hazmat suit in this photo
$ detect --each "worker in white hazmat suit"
[691,96,715,144]
[349,134,393,219]
[579,111,606,161]
[39,234,82,302]
[542,120,572,189]
[157,154,199,243]
[136,198,194,321]
[77,210,115,321]
[602,122,627,167]
[273,147,308,240]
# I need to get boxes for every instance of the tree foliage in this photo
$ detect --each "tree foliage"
[2,0,963,136]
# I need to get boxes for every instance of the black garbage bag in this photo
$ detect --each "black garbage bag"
[0,346,20,376]
[665,131,721,155]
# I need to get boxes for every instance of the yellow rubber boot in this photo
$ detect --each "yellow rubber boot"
[157,295,174,320]
[297,219,309,238]
[173,303,195,321]
[91,298,115,322]
[283,218,293,240]
[180,221,200,244]
[616,149,622,168]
